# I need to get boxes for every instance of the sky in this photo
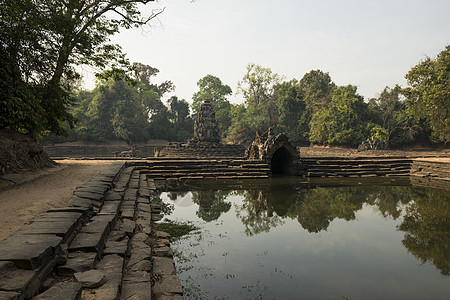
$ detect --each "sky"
[82,0,450,105]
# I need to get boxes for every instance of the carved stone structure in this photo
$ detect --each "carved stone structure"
[246,128,300,175]
[158,100,245,158]
[192,100,220,143]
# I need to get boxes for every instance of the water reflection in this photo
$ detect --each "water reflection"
[168,179,450,276]
[191,190,232,222]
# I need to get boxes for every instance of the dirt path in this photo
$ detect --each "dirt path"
[0,160,118,241]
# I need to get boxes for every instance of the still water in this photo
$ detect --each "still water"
[159,178,450,300]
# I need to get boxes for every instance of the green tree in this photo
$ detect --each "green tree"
[226,104,252,144]
[309,85,368,146]
[86,79,149,143]
[235,63,283,139]
[403,45,450,143]
[276,79,308,145]
[0,0,162,136]
[168,96,194,141]
[368,85,420,147]
[297,70,336,141]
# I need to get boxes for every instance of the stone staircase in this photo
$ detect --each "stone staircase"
[0,162,182,300]
[302,157,413,178]
[410,158,450,190]
[158,143,245,158]
[139,159,271,181]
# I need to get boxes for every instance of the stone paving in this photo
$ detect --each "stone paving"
[0,162,183,300]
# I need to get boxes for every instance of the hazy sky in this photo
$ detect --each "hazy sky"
[82,0,450,104]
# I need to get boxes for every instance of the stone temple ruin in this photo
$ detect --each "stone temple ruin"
[158,100,245,158]
[193,99,220,143]
[246,128,301,176]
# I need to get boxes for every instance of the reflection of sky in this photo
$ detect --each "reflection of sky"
[160,191,450,300]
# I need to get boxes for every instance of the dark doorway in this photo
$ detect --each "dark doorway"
[271,147,293,175]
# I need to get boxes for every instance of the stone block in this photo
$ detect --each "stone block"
[0,234,62,270]
[129,260,152,272]
[122,271,151,283]
[0,291,22,300]
[104,192,122,201]
[137,197,149,204]
[99,200,121,215]
[58,252,97,276]
[74,270,106,288]
[68,196,101,209]
[117,219,135,236]
[68,232,107,254]
[121,208,135,220]
[153,246,173,258]
[83,214,116,234]
[18,219,80,244]
[120,282,151,300]
[153,257,175,275]
[94,254,124,299]
[73,190,103,202]
[0,261,39,298]
[124,189,138,200]
[152,275,183,295]
[137,203,151,213]
[127,245,151,269]
[33,282,82,300]
[103,237,129,257]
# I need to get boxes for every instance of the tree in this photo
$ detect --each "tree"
[368,85,420,147]
[236,63,283,136]
[276,79,308,145]
[226,104,252,144]
[192,75,232,139]
[168,96,194,141]
[0,0,163,135]
[192,75,232,112]
[309,85,369,146]
[403,45,450,143]
[298,70,335,115]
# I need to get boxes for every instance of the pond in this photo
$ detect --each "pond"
[158,178,450,300]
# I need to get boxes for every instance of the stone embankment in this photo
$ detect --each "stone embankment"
[0,162,182,300]
[302,157,413,178]
[410,158,450,189]
[158,143,245,158]
[140,158,270,181]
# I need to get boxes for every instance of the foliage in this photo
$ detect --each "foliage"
[0,0,163,136]
[276,79,309,145]
[398,189,450,276]
[368,85,421,147]
[227,63,284,143]
[226,104,253,144]
[403,45,450,143]
[309,85,368,146]
[65,63,192,143]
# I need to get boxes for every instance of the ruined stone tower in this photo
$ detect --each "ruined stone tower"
[193,99,220,143]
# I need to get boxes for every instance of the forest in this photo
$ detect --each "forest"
[1,1,449,148]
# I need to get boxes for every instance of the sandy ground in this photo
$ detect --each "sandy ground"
[0,160,117,242]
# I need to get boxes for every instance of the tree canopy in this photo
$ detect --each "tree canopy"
[403,45,450,143]
[0,0,162,135]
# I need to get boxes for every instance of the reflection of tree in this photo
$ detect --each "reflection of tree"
[191,190,232,222]
[235,190,285,236]
[294,187,366,233]
[167,191,189,201]
[365,186,412,219]
[398,189,450,276]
